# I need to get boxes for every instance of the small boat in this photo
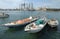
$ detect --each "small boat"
[0,13,9,18]
[47,19,59,28]
[2,16,38,28]
[24,18,47,33]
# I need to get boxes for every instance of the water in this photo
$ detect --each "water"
[0,11,60,39]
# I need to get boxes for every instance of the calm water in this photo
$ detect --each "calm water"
[0,11,60,39]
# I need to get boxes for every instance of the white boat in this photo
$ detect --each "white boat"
[47,19,59,28]
[24,18,47,33]
[0,13,9,18]
[1,16,38,28]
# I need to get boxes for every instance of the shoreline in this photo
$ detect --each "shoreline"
[0,8,60,11]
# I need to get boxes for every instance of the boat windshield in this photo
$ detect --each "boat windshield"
[35,19,44,25]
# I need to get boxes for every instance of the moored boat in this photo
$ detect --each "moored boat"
[0,13,9,18]
[1,16,38,28]
[47,19,59,28]
[24,17,47,33]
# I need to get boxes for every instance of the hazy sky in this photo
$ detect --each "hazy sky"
[0,0,60,9]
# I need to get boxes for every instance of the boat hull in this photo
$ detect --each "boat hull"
[47,19,59,28]
[3,22,30,28]
[24,22,47,33]
[25,27,43,33]
[48,24,58,28]
[0,14,9,18]
[2,18,38,28]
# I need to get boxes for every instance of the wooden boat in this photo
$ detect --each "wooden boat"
[24,18,47,33]
[2,16,38,28]
[47,19,59,28]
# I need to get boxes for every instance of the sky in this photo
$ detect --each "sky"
[0,0,60,9]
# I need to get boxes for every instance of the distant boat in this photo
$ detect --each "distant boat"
[47,19,59,28]
[1,16,38,28]
[24,17,47,33]
[0,13,9,18]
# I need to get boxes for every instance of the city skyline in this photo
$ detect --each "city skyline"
[0,0,60,9]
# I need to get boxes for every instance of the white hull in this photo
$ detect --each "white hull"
[24,19,47,33]
[25,24,45,33]
[48,19,59,28]
[0,13,9,18]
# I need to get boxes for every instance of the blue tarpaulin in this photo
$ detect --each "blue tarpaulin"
[35,19,44,25]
